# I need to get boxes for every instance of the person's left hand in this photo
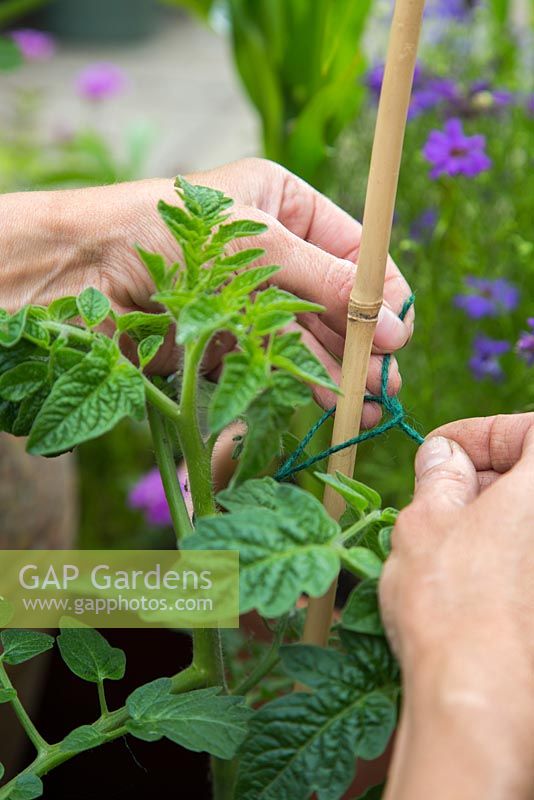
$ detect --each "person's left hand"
[6,159,413,425]
[98,159,412,423]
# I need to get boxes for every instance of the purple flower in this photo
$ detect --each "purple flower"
[10,29,55,61]
[430,0,477,20]
[454,277,520,319]
[365,64,385,98]
[469,336,510,381]
[409,77,459,118]
[128,467,190,527]
[76,62,127,101]
[410,208,438,241]
[527,95,534,116]
[423,118,491,179]
[469,81,514,111]
[517,318,534,366]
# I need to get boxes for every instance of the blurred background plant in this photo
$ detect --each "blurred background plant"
[1,0,533,541]
[0,27,153,191]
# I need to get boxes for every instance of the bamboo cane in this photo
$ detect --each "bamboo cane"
[301,0,426,649]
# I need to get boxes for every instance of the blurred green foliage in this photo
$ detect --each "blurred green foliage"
[167,0,372,188]
[0,0,48,28]
[226,0,372,187]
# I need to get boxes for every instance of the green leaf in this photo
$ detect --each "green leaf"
[176,176,233,220]
[271,332,339,392]
[0,362,48,402]
[235,643,397,800]
[0,630,54,666]
[176,294,234,345]
[0,762,3,781]
[334,473,382,511]
[236,646,396,800]
[341,547,383,580]
[0,307,28,348]
[116,311,170,342]
[60,725,106,754]
[126,680,251,759]
[378,526,393,559]
[253,309,294,335]
[315,473,368,513]
[254,287,324,314]
[184,478,341,616]
[225,265,279,297]
[27,341,145,456]
[0,400,18,433]
[0,37,23,72]
[138,335,164,369]
[8,774,43,800]
[0,687,16,703]
[76,287,111,328]
[234,387,294,483]
[57,626,126,683]
[339,632,399,689]
[342,580,384,636]
[23,312,50,349]
[12,386,50,437]
[208,351,267,433]
[0,340,46,377]
[212,219,268,245]
[48,296,78,322]
[135,246,167,290]
[218,248,265,269]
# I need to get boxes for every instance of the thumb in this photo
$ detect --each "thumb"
[413,436,479,513]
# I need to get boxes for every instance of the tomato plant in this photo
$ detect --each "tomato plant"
[0,179,399,800]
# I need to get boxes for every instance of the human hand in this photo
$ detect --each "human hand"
[85,160,412,420]
[381,413,534,799]
[2,159,412,422]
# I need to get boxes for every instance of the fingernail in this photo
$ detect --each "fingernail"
[416,436,453,478]
[375,305,410,350]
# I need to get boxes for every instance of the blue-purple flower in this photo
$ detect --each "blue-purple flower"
[128,467,190,527]
[423,118,491,179]
[365,62,457,118]
[517,319,534,366]
[469,336,510,381]
[76,62,127,101]
[10,29,55,61]
[454,277,520,319]
[430,0,478,20]
[410,208,438,241]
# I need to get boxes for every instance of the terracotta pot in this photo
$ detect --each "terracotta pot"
[0,433,77,777]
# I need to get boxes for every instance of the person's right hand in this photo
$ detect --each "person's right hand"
[380,413,534,800]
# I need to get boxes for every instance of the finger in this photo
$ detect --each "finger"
[477,470,500,490]
[259,217,411,350]
[300,303,410,358]
[481,426,534,508]
[271,165,415,332]
[412,436,480,513]
[430,413,534,473]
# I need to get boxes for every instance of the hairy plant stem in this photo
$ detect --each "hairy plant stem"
[176,339,215,519]
[169,338,229,800]
[0,665,205,800]
[97,681,109,717]
[147,404,192,542]
[231,616,289,698]
[0,660,48,755]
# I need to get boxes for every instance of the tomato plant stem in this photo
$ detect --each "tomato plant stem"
[0,660,49,755]
[0,665,205,800]
[147,404,192,542]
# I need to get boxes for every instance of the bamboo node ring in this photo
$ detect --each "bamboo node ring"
[347,299,382,322]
